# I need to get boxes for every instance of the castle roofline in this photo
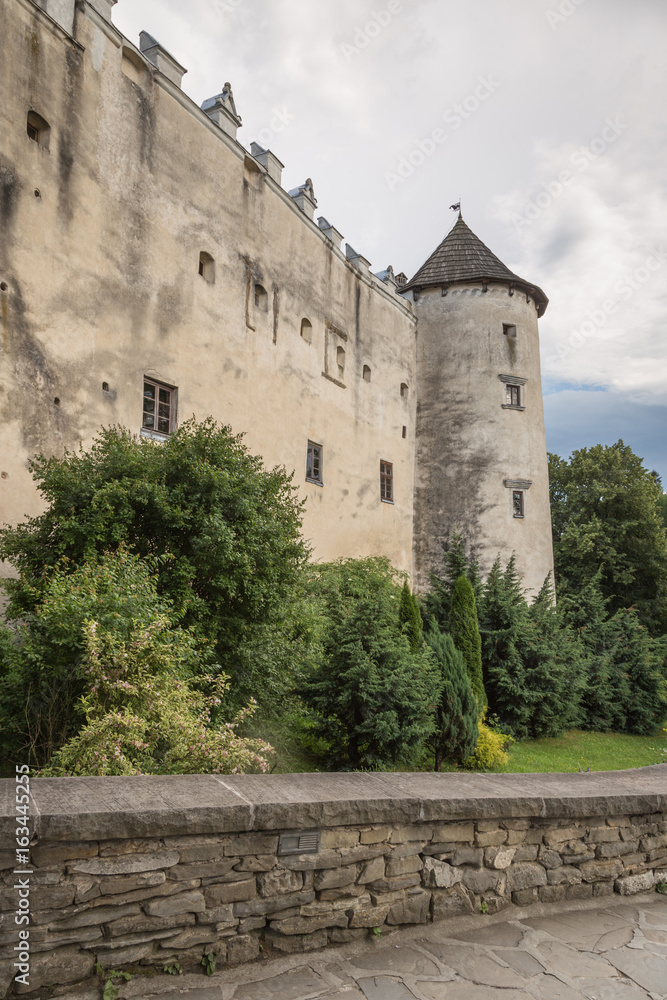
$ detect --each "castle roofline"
[403,216,548,317]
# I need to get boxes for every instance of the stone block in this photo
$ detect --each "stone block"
[539,884,567,903]
[227,933,260,964]
[537,848,562,870]
[485,846,516,870]
[389,825,433,843]
[238,915,266,932]
[422,858,462,889]
[360,826,391,844]
[95,943,153,966]
[641,833,667,852]
[258,867,303,896]
[205,879,256,906]
[615,871,656,895]
[330,927,369,942]
[339,845,391,864]
[387,889,430,925]
[578,859,624,883]
[451,846,484,867]
[168,858,238,881]
[265,928,328,953]
[31,841,98,867]
[477,819,503,832]
[596,840,639,858]
[506,830,527,846]
[13,947,94,992]
[107,912,196,936]
[547,866,582,886]
[513,844,539,862]
[224,833,279,856]
[319,828,360,850]
[173,843,226,864]
[144,890,206,916]
[506,863,547,891]
[234,854,277,872]
[319,885,366,901]
[389,841,424,859]
[432,823,474,843]
[98,837,162,856]
[481,893,510,914]
[367,874,421,893]
[585,826,620,844]
[524,829,545,844]
[462,868,501,894]
[68,851,179,876]
[302,896,367,916]
[431,884,474,920]
[98,871,166,895]
[593,881,614,897]
[385,855,422,877]
[502,819,532,830]
[313,864,357,891]
[544,826,584,846]
[233,889,315,917]
[279,849,341,871]
[475,829,508,848]
[648,846,667,862]
[198,903,235,924]
[87,878,200,908]
[270,911,348,935]
[566,883,593,899]
[512,888,538,906]
[349,903,391,928]
[358,855,385,884]
[201,869,248,885]
[368,888,409,905]
[158,926,218,949]
[48,902,141,930]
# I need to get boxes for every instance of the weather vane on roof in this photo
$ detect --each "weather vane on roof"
[449,200,462,218]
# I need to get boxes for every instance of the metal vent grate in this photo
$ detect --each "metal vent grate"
[278,831,321,856]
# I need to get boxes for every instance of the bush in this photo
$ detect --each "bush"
[424,626,478,769]
[449,574,486,709]
[463,716,514,770]
[300,558,441,770]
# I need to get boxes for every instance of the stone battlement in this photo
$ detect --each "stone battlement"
[1,768,666,995]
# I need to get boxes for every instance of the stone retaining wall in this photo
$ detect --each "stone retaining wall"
[1,767,666,995]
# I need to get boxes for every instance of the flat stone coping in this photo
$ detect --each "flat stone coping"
[1,766,666,842]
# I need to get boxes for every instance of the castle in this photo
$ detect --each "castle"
[0,0,555,597]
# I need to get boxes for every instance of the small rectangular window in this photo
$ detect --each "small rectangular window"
[503,324,517,338]
[306,441,323,484]
[506,384,521,406]
[512,490,524,518]
[380,460,394,503]
[142,378,176,436]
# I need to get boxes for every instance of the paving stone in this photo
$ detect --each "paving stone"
[537,939,619,978]
[605,944,667,993]
[230,965,328,998]
[451,921,524,946]
[492,946,545,976]
[419,987,526,1000]
[357,978,419,999]
[575,980,654,999]
[353,943,439,975]
[419,942,528,988]
[529,975,589,999]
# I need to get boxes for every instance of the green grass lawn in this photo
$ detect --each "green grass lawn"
[487,726,667,774]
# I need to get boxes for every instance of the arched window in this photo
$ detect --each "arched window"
[362,365,371,382]
[27,111,50,149]
[198,251,215,283]
[254,283,268,311]
[400,382,409,398]
[336,345,345,377]
[300,318,312,343]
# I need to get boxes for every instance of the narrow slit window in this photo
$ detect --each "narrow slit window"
[362,364,371,382]
[512,490,524,518]
[306,441,323,485]
[336,345,345,377]
[142,378,176,436]
[400,382,409,398]
[254,283,268,310]
[27,111,50,149]
[198,251,215,283]
[503,323,517,339]
[380,460,393,503]
[300,318,312,343]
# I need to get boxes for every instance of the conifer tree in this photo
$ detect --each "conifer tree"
[424,531,481,629]
[399,580,423,653]
[449,574,486,709]
[425,626,478,770]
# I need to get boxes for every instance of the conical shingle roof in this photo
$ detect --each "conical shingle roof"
[403,216,548,316]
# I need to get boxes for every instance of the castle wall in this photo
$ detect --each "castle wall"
[413,282,555,597]
[0,0,417,573]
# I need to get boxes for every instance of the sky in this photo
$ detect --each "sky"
[112,0,667,481]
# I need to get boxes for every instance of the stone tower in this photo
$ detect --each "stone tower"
[406,214,555,597]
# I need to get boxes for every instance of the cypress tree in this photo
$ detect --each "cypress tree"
[449,574,486,709]
[425,626,478,770]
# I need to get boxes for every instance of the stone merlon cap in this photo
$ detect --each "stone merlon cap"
[404,215,548,317]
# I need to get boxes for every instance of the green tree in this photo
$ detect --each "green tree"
[423,531,481,630]
[399,580,423,653]
[0,419,308,708]
[300,558,441,770]
[549,441,667,633]
[449,574,486,709]
[424,626,478,770]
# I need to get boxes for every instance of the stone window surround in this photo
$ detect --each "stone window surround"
[499,373,527,411]
[504,478,532,519]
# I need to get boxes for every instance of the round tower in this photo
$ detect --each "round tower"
[406,213,555,598]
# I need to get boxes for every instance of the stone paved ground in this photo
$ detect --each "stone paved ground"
[60,892,667,1000]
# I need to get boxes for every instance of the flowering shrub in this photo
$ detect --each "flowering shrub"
[38,553,274,776]
[462,714,514,771]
